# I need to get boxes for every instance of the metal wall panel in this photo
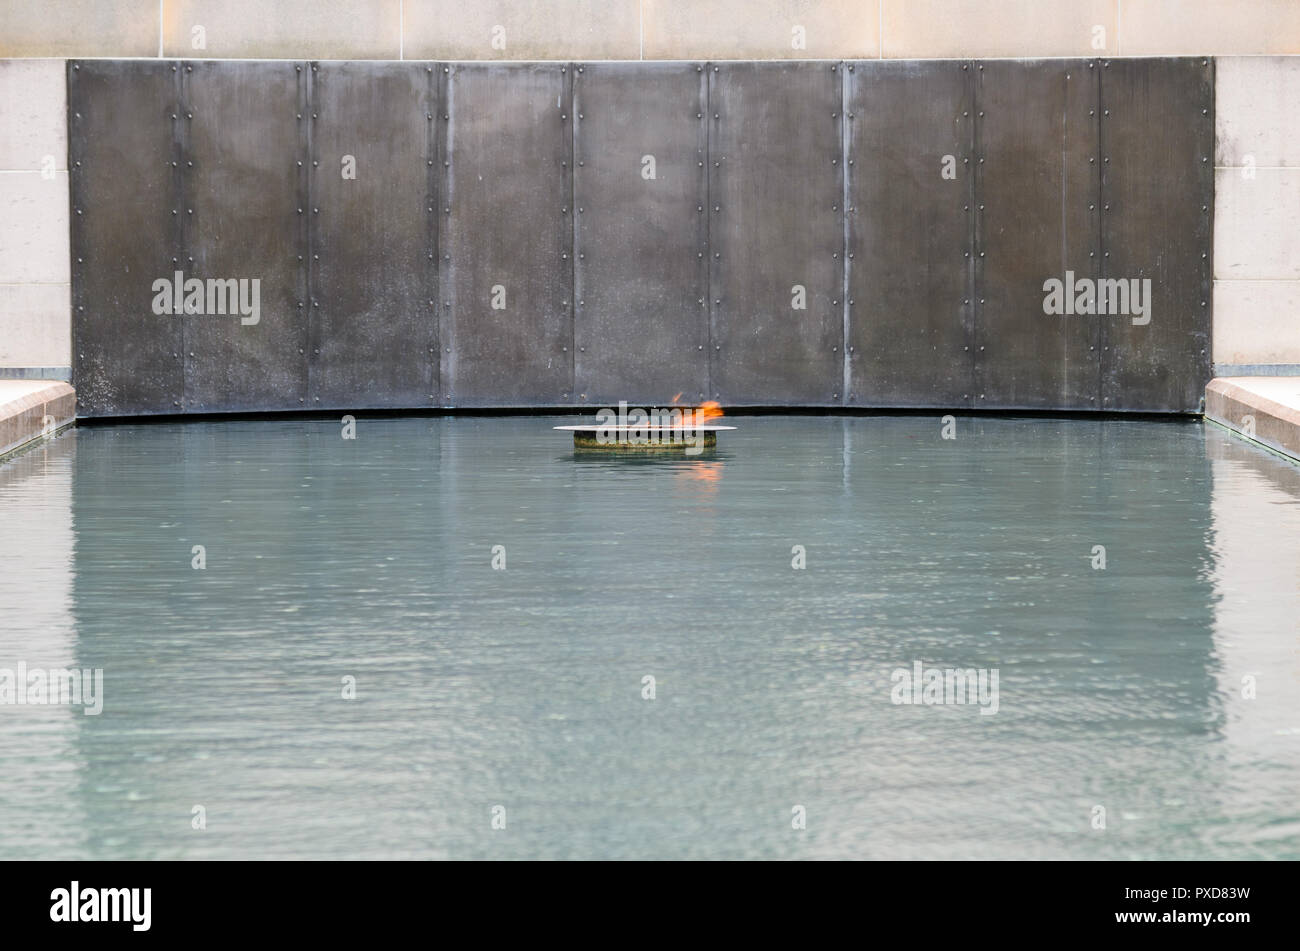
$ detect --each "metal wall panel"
[310,62,436,409]
[182,60,306,413]
[68,56,1215,416]
[68,60,183,417]
[846,60,974,409]
[709,62,843,406]
[572,62,708,407]
[442,63,572,406]
[1100,58,1215,413]
[974,59,1100,410]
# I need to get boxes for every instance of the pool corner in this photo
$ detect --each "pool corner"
[0,380,76,461]
[1205,377,1300,463]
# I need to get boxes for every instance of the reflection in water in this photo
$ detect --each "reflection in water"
[0,415,1297,859]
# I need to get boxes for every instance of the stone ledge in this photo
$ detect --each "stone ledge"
[1205,377,1300,463]
[0,380,75,460]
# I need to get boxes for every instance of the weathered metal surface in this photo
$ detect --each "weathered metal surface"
[572,62,708,407]
[68,60,183,417]
[442,63,572,406]
[846,60,974,409]
[709,62,843,405]
[68,57,1214,416]
[182,60,306,413]
[309,62,436,409]
[974,59,1100,410]
[1100,58,1215,413]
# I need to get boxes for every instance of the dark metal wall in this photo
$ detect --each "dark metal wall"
[68,57,1214,418]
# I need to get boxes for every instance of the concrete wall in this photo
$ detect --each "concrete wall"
[2,0,1299,383]
[0,59,70,375]
[1215,57,1300,372]
[6,1,1300,61]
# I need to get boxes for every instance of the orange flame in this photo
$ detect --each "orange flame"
[663,399,723,428]
[695,400,724,423]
